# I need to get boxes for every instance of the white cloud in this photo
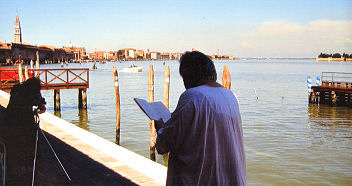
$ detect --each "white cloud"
[237,19,352,57]
[255,20,303,35]
[241,41,253,48]
[346,38,352,43]
[253,19,352,36]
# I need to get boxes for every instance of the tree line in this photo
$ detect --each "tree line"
[318,53,352,58]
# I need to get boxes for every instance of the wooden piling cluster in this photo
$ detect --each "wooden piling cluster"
[112,64,233,162]
[310,86,352,107]
[310,72,352,107]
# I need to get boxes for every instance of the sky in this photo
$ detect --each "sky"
[0,0,351,57]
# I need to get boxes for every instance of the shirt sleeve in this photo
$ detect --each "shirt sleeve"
[155,92,196,154]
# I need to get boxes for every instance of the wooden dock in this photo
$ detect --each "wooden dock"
[0,90,167,185]
[0,68,89,110]
[309,72,352,107]
[0,68,89,90]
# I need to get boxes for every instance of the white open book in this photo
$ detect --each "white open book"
[134,98,171,122]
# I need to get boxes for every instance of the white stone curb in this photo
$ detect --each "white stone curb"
[0,90,167,185]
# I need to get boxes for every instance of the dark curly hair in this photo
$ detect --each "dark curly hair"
[179,51,217,89]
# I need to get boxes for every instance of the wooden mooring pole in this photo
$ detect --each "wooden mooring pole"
[113,66,121,145]
[18,58,23,83]
[30,60,34,70]
[54,89,61,111]
[36,56,40,76]
[78,88,87,109]
[163,65,170,109]
[222,65,231,90]
[24,66,29,80]
[148,65,156,161]
[163,65,170,165]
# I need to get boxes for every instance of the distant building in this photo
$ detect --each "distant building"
[160,52,170,60]
[124,48,136,59]
[1,13,238,64]
[95,51,105,60]
[105,51,118,60]
[0,13,75,65]
[38,45,74,62]
[87,52,97,60]
[150,51,161,60]
[38,45,54,62]
[136,50,144,59]
[0,42,11,63]
[11,42,38,63]
[229,56,236,60]
[144,49,151,60]
[14,13,22,44]
[63,46,87,61]
[170,52,182,60]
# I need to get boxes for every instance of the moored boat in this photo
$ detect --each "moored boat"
[120,64,142,73]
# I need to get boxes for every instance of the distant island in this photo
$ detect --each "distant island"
[316,52,352,61]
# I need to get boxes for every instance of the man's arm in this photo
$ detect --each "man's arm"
[155,96,195,155]
[35,93,46,114]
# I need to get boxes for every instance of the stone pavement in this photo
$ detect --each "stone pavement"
[0,90,166,185]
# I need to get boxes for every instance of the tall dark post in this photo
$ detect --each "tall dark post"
[113,66,120,145]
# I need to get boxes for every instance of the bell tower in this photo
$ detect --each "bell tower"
[14,13,22,44]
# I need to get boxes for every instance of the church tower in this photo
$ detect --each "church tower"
[14,13,22,43]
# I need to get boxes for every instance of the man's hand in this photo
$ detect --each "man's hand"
[38,104,46,114]
[154,118,165,132]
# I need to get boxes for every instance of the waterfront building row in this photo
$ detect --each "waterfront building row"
[87,49,183,61]
[86,48,237,61]
[1,13,237,64]
[0,41,87,65]
[0,13,87,65]
[0,41,237,65]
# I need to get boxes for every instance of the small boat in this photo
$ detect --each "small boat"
[120,64,142,73]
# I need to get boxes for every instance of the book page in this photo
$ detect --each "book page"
[134,98,171,122]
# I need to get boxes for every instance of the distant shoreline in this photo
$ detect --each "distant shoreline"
[315,57,351,61]
[238,57,315,60]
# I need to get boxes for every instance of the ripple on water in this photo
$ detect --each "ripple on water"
[40,61,352,185]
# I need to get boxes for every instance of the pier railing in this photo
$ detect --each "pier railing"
[0,68,89,91]
[321,72,352,88]
[310,72,352,107]
[36,68,89,90]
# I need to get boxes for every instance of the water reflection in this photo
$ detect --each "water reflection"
[78,109,89,131]
[308,104,352,125]
[307,104,352,146]
[54,110,61,118]
[39,60,352,184]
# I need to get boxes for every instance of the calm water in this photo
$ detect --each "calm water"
[39,60,352,185]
